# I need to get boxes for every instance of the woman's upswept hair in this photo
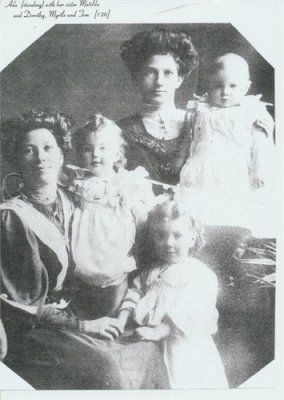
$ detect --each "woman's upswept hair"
[138,197,205,270]
[1,109,75,167]
[120,28,198,79]
[73,113,127,171]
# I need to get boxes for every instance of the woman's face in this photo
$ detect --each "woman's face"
[18,128,63,187]
[136,54,183,106]
[78,130,121,177]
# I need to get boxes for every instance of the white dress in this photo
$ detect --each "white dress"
[121,257,228,388]
[180,95,275,198]
[68,166,155,288]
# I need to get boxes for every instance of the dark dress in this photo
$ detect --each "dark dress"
[117,113,193,186]
[0,190,169,389]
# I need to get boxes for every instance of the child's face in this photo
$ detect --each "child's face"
[209,67,251,108]
[79,130,121,177]
[152,217,196,264]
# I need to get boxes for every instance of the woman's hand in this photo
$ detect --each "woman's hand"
[83,317,124,340]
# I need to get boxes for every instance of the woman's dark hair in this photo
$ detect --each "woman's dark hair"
[120,28,198,79]
[1,109,75,167]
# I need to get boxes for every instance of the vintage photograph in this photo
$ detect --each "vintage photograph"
[0,22,276,391]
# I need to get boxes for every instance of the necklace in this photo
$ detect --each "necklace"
[25,191,58,205]
[158,114,168,139]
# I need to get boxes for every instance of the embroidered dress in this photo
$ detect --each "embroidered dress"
[120,257,228,389]
[0,189,169,389]
[117,110,193,185]
[180,95,275,197]
[68,166,155,289]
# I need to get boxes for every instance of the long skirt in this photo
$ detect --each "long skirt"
[5,326,170,390]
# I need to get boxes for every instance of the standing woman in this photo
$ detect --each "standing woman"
[117,28,198,186]
[0,110,169,389]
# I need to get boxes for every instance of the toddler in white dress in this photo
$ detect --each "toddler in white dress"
[65,115,154,317]
[117,198,228,388]
[180,53,275,199]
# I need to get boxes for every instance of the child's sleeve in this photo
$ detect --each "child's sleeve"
[250,111,275,190]
[123,168,156,228]
[118,275,144,312]
[254,108,274,139]
[166,269,219,336]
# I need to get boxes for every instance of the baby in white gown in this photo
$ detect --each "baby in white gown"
[117,198,228,389]
[65,115,154,314]
[180,53,275,199]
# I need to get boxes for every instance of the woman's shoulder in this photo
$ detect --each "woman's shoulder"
[0,197,29,229]
[117,114,148,146]
[0,195,27,213]
[116,114,141,131]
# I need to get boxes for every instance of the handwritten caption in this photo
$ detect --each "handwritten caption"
[5,0,111,20]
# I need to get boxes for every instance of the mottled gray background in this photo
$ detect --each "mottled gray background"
[0,23,274,174]
[1,24,274,122]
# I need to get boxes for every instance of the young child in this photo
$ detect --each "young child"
[65,114,154,319]
[117,198,228,389]
[180,53,275,199]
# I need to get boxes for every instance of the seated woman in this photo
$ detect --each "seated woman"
[0,110,169,390]
[117,28,198,187]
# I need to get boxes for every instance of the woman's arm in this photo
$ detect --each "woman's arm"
[1,210,124,341]
[37,306,124,340]
[0,319,7,361]
[1,210,49,307]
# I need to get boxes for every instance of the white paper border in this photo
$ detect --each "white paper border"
[1,0,283,399]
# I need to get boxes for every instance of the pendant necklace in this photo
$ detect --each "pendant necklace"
[158,114,168,139]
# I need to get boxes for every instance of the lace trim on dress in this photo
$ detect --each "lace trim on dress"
[123,114,189,155]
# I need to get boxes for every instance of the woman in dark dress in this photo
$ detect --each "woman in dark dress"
[0,110,169,389]
[117,28,198,186]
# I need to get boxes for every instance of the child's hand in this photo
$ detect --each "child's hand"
[83,317,124,340]
[134,322,172,341]
[134,326,162,341]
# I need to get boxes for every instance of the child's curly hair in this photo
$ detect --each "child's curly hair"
[138,197,205,270]
[1,109,75,168]
[72,114,127,172]
[120,28,199,79]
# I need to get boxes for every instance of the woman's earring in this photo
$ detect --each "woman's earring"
[2,173,24,201]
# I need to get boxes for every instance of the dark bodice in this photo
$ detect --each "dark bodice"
[117,114,193,185]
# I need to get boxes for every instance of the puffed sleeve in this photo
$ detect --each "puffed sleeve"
[1,210,49,309]
[166,267,219,336]
[254,108,274,139]
[118,168,156,229]
[250,112,275,190]
[1,210,83,331]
